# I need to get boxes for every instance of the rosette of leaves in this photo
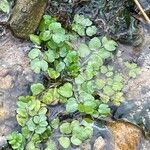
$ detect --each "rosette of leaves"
[7,132,24,150]
[125,62,141,78]
[37,15,67,44]
[95,66,125,105]
[42,82,73,105]
[16,95,47,126]
[26,114,48,134]
[58,120,93,148]
[28,48,48,73]
[72,14,97,36]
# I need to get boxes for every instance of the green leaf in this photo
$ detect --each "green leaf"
[26,119,36,131]
[81,81,95,94]
[48,68,60,79]
[49,22,62,32]
[112,92,124,105]
[101,95,110,103]
[75,74,85,85]
[39,30,51,41]
[112,81,123,91]
[7,132,23,150]
[105,71,113,77]
[89,37,101,50]
[78,43,90,57]
[71,136,82,146]
[98,48,112,59]
[96,79,106,90]
[51,117,60,129]
[44,49,55,63]
[0,0,9,13]
[35,126,47,134]
[86,26,97,36]
[79,91,95,102]
[103,85,114,96]
[30,34,41,45]
[66,98,78,113]
[52,33,66,44]
[31,58,48,73]
[58,137,70,149]
[28,48,41,59]
[42,88,59,105]
[45,140,56,150]
[56,62,65,72]
[102,36,118,51]
[31,83,45,95]
[60,122,72,134]
[98,104,110,116]
[58,83,73,98]
[100,66,108,74]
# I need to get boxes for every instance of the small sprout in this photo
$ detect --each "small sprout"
[98,104,111,116]
[102,36,118,51]
[125,62,141,78]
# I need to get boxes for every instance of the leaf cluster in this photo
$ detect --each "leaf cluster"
[125,62,141,78]
[72,14,97,36]
[58,120,93,148]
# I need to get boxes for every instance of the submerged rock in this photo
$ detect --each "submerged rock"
[114,29,150,137]
[9,0,48,39]
[94,136,106,150]
[108,121,142,150]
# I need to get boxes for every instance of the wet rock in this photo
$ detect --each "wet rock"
[108,121,142,150]
[114,30,150,136]
[75,140,91,150]
[0,75,13,89]
[0,136,7,148]
[94,136,106,150]
[0,30,40,148]
[9,0,48,39]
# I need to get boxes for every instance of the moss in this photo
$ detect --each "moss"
[9,0,48,39]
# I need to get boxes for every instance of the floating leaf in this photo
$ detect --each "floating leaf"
[55,62,65,72]
[60,122,72,134]
[98,104,110,116]
[86,26,97,36]
[71,136,82,146]
[31,83,45,95]
[102,36,118,51]
[51,117,60,129]
[89,37,101,50]
[31,58,48,73]
[66,98,78,113]
[48,68,60,79]
[28,48,41,60]
[58,137,70,149]
[103,85,114,96]
[78,43,90,57]
[58,83,73,98]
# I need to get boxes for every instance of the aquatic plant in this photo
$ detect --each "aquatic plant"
[7,14,141,149]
